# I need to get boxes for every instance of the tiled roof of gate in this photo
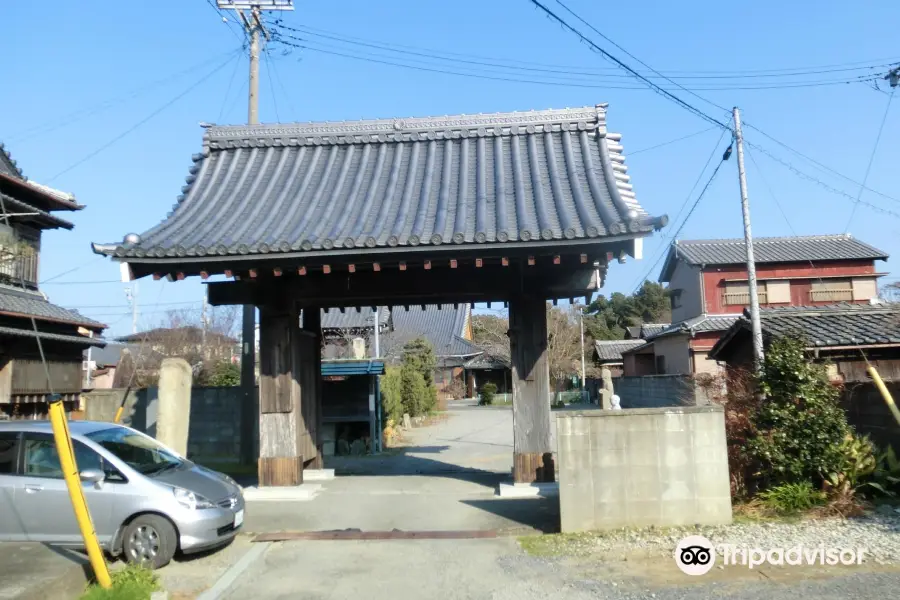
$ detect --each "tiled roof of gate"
[91,105,665,261]
[710,303,900,358]
[0,143,24,179]
[660,234,888,282]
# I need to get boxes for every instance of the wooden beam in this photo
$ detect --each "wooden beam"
[475,258,483,268]
[399,262,407,271]
[373,262,381,272]
[580,253,588,264]
[273,267,283,277]
[224,269,233,279]
[424,260,431,270]
[176,272,185,281]
[527,256,535,266]
[501,257,509,267]
[298,266,307,276]
[322,265,331,274]
[200,271,209,280]
[450,259,457,269]
[152,273,162,281]
[348,264,356,273]
[553,255,561,265]
[249,269,258,279]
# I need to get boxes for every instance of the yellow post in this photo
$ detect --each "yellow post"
[47,395,112,589]
[113,405,125,424]
[867,365,900,427]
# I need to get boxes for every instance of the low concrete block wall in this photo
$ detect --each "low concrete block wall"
[613,375,710,408]
[557,406,732,532]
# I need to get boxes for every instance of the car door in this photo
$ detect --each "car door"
[0,431,27,541]
[17,433,119,545]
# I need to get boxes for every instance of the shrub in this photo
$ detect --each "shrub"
[758,482,827,514]
[747,336,851,489]
[869,446,900,497]
[202,360,240,386]
[825,433,877,501]
[381,367,403,425]
[80,564,159,600]
[445,378,467,400]
[400,362,428,417]
[480,382,497,406]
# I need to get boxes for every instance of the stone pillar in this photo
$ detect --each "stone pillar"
[257,302,321,486]
[508,293,554,483]
[156,357,192,457]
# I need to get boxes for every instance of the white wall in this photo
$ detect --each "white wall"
[653,334,692,375]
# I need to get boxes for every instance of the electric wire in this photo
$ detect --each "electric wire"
[262,44,281,122]
[47,51,240,183]
[203,0,246,42]
[843,88,895,231]
[218,52,244,123]
[629,128,716,156]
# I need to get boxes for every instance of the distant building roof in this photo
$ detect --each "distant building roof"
[116,326,237,345]
[0,286,105,330]
[660,234,888,282]
[624,323,670,339]
[710,303,900,359]
[594,339,645,362]
[621,314,742,354]
[91,104,666,265]
[463,352,510,370]
[0,325,105,347]
[320,307,391,331]
[382,304,480,360]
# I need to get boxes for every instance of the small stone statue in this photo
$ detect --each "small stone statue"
[600,367,615,409]
[611,394,622,410]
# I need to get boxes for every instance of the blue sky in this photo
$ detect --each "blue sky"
[2,0,898,337]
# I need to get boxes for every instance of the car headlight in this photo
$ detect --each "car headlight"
[173,487,215,510]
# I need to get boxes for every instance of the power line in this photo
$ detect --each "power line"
[629,132,730,291]
[629,128,716,155]
[271,36,879,92]
[203,0,245,42]
[218,51,244,123]
[270,20,897,80]
[262,44,281,122]
[42,280,127,285]
[67,300,202,310]
[843,88,895,231]
[265,44,298,117]
[5,50,240,144]
[39,257,104,284]
[527,0,728,128]
[46,51,239,183]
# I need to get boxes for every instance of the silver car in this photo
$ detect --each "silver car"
[0,420,245,569]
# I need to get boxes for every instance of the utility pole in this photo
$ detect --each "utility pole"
[201,295,209,361]
[372,307,380,358]
[124,283,138,335]
[215,0,293,465]
[579,305,586,395]
[732,107,764,366]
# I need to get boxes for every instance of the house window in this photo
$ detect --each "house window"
[670,289,683,310]
[723,281,768,305]
[434,369,445,385]
[810,279,853,302]
[655,355,666,375]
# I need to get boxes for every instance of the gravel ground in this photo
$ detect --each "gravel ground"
[521,511,900,564]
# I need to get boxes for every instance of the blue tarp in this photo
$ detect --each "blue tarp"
[320,359,385,376]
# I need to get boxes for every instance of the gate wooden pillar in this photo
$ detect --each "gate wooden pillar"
[257,302,322,486]
[509,292,555,483]
[301,307,324,470]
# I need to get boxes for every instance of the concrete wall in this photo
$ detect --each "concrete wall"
[614,375,710,408]
[83,386,258,467]
[668,262,704,322]
[556,406,732,532]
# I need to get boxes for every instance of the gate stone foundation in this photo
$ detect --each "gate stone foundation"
[556,405,731,532]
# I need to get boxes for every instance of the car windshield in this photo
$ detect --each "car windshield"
[86,427,185,475]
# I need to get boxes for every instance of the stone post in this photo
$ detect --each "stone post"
[156,357,192,457]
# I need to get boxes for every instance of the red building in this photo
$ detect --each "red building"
[622,234,889,376]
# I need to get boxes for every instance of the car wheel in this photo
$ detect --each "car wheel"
[122,515,177,569]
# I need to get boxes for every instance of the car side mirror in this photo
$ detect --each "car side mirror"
[80,469,106,487]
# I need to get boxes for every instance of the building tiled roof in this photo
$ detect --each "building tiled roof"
[710,303,900,358]
[0,325,106,347]
[594,339,645,361]
[320,307,391,331]
[116,326,237,345]
[647,313,741,340]
[0,286,106,329]
[84,342,165,366]
[91,105,666,262]
[660,234,888,282]
[625,322,670,339]
[0,192,75,230]
[463,353,510,370]
[382,304,481,359]
[0,143,24,180]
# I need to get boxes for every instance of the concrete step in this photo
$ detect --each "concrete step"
[496,482,559,498]
[242,483,323,502]
[302,469,335,482]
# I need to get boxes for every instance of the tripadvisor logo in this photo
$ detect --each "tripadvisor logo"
[674,535,868,575]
